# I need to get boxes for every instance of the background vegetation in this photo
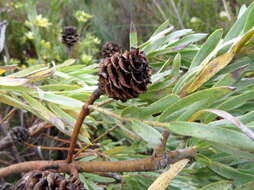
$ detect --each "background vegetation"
[1,0,254,189]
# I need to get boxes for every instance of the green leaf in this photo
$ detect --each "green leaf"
[130,22,138,49]
[213,74,236,87]
[22,94,69,136]
[0,77,29,86]
[131,121,162,147]
[171,53,181,77]
[179,27,254,96]
[209,161,254,185]
[151,20,170,37]
[204,90,254,122]
[82,173,115,183]
[164,29,193,45]
[10,64,46,77]
[158,57,172,73]
[176,100,207,121]
[165,121,254,152]
[198,180,232,190]
[159,87,233,122]
[212,144,254,161]
[190,29,223,70]
[140,95,179,118]
[34,92,83,108]
[168,33,207,49]
[223,2,254,42]
[56,59,76,69]
[235,182,254,190]
[172,67,199,94]
[243,2,254,32]
[0,94,30,110]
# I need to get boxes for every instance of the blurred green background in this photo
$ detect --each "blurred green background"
[0,0,253,65]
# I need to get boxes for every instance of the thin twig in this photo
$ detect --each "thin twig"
[74,126,118,158]
[66,88,103,163]
[0,108,16,125]
[0,159,10,166]
[42,133,71,144]
[96,99,114,107]
[24,142,81,151]
[29,122,52,136]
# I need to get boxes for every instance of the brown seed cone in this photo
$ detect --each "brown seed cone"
[14,170,86,190]
[9,127,30,143]
[62,26,79,48]
[98,48,152,102]
[101,42,120,58]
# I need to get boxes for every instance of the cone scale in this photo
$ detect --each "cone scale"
[98,48,152,102]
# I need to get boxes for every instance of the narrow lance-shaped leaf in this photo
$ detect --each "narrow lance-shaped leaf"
[209,161,254,185]
[197,180,232,190]
[179,27,254,96]
[208,109,254,141]
[204,90,254,122]
[235,182,254,190]
[165,121,254,152]
[190,109,254,141]
[159,87,233,122]
[0,77,29,86]
[140,95,179,118]
[129,22,137,49]
[212,143,254,161]
[171,53,181,77]
[148,159,189,190]
[223,2,254,42]
[131,121,162,148]
[151,20,170,37]
[189,29,223,70]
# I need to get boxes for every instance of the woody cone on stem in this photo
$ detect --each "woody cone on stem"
[66,44,152,163]
[99,48,152,102]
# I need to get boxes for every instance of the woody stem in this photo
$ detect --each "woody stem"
[66,88,103,163]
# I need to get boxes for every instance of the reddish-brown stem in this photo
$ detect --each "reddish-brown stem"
[0,148,196,178]
[153,131,170,157]
[66,88,103,163]
[42,133,71,144]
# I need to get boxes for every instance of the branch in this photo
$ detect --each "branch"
[153,131,170,157]
[66,88,103,163]
[0,148,196,178]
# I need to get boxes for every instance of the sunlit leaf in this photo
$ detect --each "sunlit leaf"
[131,121,162,148]
[197,180,232,190]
